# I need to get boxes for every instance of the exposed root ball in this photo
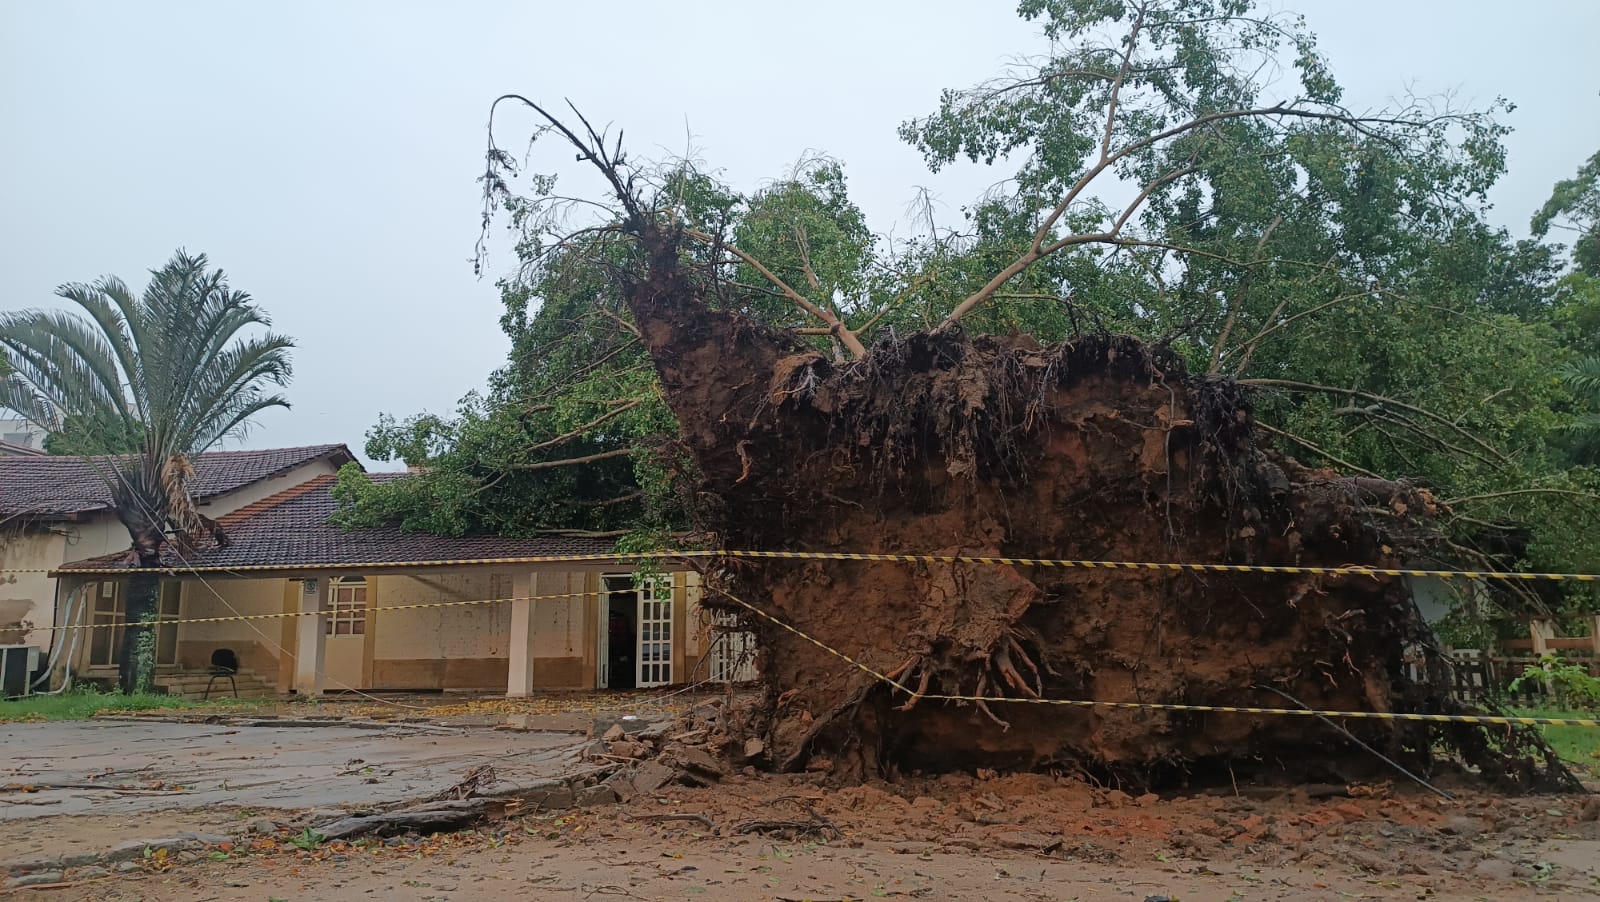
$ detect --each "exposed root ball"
[620,226,1577,792]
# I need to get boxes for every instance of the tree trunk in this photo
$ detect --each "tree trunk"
[117,538,162,695]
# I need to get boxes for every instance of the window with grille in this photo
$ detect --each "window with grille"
[326,577,368,635]
[88,580,180,666]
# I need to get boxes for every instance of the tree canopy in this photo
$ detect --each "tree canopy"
[341,0,1600,635]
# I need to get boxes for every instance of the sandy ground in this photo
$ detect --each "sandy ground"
[10,770,1600,901]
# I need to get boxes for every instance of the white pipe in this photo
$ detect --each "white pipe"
[31,583,86,694]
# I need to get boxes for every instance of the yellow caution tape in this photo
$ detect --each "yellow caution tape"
[707,586,1600,730]
[2,547,1597,581]
[26,590,598,633]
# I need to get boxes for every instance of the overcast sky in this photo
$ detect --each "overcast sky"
[3,1,1597,469]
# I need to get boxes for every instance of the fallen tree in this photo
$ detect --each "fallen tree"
[465,96,1583,793]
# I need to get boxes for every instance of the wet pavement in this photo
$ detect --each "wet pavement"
[0,717,588,820]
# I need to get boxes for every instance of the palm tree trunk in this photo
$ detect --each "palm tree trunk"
[116,536,163,694]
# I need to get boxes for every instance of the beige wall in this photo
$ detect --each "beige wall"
[532,571,591,689]
[368,571,512,691]
[176,577,290,678]
[0,529,67,650]
[197,459,342,519]
[1,513,128,653]
[9,456,341,656]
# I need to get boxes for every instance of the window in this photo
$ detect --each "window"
[89,581,123,666]
[708,612,758,683]
[326,577,368,635]
[88,580,181,667]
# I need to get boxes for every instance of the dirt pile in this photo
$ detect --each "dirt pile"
[604,220,1584,793]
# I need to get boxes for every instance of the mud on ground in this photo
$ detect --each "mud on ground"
[24,772,1600,901]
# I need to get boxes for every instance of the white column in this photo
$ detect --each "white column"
[293,577,326,696]
[506,570,534,697]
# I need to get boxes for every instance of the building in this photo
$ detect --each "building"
[0,417,47,453]
[7,445,754,697]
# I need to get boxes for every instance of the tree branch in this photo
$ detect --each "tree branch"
[526,399,643,453]
[683,227,868,360]
[1229,289,1379,376]
[1240,379,1508,466]
[1253,421,1383,478]
[1442,488,1600,507]
[935,98,1450,331]
[504,447,631,472]
[1100,1,1148,163]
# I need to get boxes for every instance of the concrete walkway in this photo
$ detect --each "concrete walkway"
[0,718,587,821]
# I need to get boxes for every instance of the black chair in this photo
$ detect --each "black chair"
[203,648,239,700]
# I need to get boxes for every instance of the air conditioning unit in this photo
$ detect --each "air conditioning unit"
[1,645,40,700]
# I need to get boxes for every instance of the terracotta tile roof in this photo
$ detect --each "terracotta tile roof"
[0,445,356,521]
[57,472,618,572]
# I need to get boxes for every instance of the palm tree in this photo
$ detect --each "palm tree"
[0,250,294,692]
[1564,356,1600,465]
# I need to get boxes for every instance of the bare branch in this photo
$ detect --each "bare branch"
[504,447,632,472]
[683,227,867,360]
[1230,289,1384,376]
[526,398,644,453]
[1240,380,1508,466]
[935,99,1457,331]
[1442,488,1600,507]
[1252,421,1383,479]
[1100,1,1149,163]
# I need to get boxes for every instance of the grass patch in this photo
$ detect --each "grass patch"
[0,687,250,723]
[1513,707,1600,778]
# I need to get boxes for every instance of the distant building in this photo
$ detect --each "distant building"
[0,417,47,454]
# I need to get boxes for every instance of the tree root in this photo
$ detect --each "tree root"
[733,796,842,841]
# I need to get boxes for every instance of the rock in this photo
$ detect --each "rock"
[604,772,639,803]
[1136,793,1160,808]
[743,737,766,759]
[995,832,1064,852]
[1580,796,1600,823]
[1333,802,1365,822]
[633,760,676,796]
[603,724,627,742]
[249,819,278,835]
[1473,857,1518,880]
[74,866,111,880]
[609,740,648,759]
[114,861,142,874]
[9,871,64,888]
[575,783,619,807]
[665,744,726,779]
[1439,816,1489,836]
[581,739,609,759]
[58,851,101,868]
[1103,790,1131,809]
[535,784,575,811]
[105,840,154,863]
[5,857,61,875]
[298,807,347,824]
[192,833,234,846]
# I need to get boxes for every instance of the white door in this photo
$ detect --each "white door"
[324,577,368,690]
[637,578,673,688]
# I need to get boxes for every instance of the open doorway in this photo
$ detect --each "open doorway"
[599,575,637,689]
